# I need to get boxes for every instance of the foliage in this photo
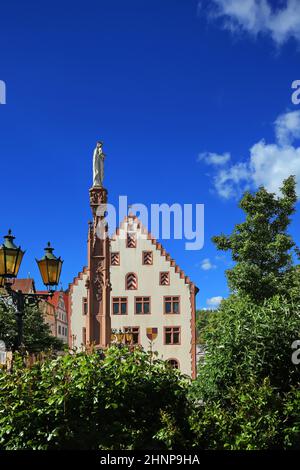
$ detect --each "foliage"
[0,300,63,353]
[196,309,216,345]
[190,377,283,450]
[0,347,192,450]
[283,387,300,449]
[212,176,299,303]
[192,295,300,402]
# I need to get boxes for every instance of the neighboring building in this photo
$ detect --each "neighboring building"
[48,291,69,344]
[38,297,56,337]
[68,143,198,378]
[11,280,58,337]
[11,278,36,295]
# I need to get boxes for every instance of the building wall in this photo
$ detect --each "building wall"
[110,219,195,377]
[69,271,88,349]
[55,292,69,344]
[69,219,197,377]
[40,300,56,337]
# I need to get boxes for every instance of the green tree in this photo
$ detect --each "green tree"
[190,377,283,450]
[196,309,216,345]
[192,295,300,401]
[212,176,299,302]
[0,300,63,353]
[0,347,192,450]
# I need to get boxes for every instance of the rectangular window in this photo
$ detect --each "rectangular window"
[82,327,86,345]
[160,272,170,286]
[142,251,153,265]
[82,297,88,315]
[58,325,61,335]
[135,297,150,314]
[127,232,136,248]
[111,252,120,266]
[164,326,181,345]
[124,327,140,345]
[164,296,180,314]
[112,297,127,315]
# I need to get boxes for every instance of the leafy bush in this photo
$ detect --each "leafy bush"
[0,347,191,450]
[190,377,284,450]
[192,295,300,402]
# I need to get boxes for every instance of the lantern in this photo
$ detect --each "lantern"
[0,230,25,278]
[36,242,63,288]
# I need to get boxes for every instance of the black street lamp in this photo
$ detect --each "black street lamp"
[0,230,63,351]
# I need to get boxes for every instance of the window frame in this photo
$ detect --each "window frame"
[163,296,180,314]
[134,296,151,315]
[126,232,137,248]
[123,326,140,345]
[125,272,138,290]
[82,297,88,315]
[82,327,86,345]
[167,358,180,370]
[160,271,170,286]
[164,326,181,345]
[110,252,120,266]
[142,250,153,265]
[112,297,128,315]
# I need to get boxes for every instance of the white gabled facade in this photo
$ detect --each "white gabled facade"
[69,215,198,378]
[110,216,197,377]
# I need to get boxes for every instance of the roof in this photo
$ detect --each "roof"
[46,291,67,310]
[11,278,36,294]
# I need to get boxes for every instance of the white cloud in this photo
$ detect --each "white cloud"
[198,151,231,166]
[198,110,300,199]
[275,110,300,146]
[207,296,223,307]
[204,0,300,46]
[200,258,216,270]
[213,162,252,199]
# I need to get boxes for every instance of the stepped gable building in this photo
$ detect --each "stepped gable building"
[69,142,198,377]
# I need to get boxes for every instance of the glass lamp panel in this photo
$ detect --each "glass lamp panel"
[4,248,23,277]
[46,259,62,286]
[47,259,58,285]
[37,259,49,285]
[13,250,24,277]
[0,250,5,277]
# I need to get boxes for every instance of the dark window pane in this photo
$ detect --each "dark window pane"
[173,332,180,344]
[165,332,172,344]
[136,302,142,314]
[165,302,171,313]
[133,333,139,344]
[113,303,119,314]
[144,302,149,314]
[121,303,127,314]
[173,302,179,313]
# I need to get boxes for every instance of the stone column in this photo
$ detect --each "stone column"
[87,186,111,347]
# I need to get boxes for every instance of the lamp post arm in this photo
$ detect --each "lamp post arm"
[2,283,54,351]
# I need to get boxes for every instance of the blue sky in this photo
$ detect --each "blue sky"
[0,0,300,308]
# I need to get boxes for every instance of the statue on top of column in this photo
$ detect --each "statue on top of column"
[93,141,105,187]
